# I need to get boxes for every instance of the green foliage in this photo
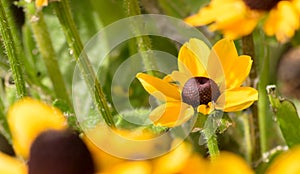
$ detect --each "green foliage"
[267,85,300,147]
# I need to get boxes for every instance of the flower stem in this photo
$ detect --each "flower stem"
[24,3,71,107]
[52,0,115,128]
[241,34,262,161]
[207,134,220,161]
[257,42,270,155]
[0,0,27,99]
[123,0,158,75]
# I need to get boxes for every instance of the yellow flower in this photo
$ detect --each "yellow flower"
[185,0,300,43]
[0,98,67,173]
[136,38,258,127]
[266,146,300,174]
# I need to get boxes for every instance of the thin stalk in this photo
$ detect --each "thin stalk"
[24,3,71,108]
[0,0,27,98]
[241,34,262,161]
[123,0,158,75]
[207,134,220,161]
[52,0,115,128]
[242,113,252,163]
[257,44,270,155]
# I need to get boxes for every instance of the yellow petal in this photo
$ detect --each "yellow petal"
[187,38,211,66]
[197,102,214,115]
[178,41,208,77]
[214,14,260,40]
[7,98,67,159]
[225,55,252,89]
[0,152,27,174]
[136,73,181,101]
[207,39,238,84]
[163,71,190,89]
[209,152,254,174]
[35,0,48,8]
[83,135,124,172]
[266,146,300,174]
[109,161,152,174]
[216,87,258,112]
[149,102,194,127]
[264,1,300,43]
[180,154,208,174]
[153,140,193,174]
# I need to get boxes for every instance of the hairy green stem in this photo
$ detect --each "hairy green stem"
[53,0,115,127]
[207,134,220,161]
[123,0,158,75]
[25,4,71,107]
[0,0,27,99]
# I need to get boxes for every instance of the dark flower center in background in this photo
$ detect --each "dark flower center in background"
[243,0,281,11]
[181,77,220,108]
[28,130,95,174]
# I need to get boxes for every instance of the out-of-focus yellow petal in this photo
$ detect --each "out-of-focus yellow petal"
[35,0,48,8]
[0,152,27,174]
[149,102,194,127]
[213,13,260,40]
[83,135,124,173]
[264,1,300,43]
[266,146,300,174]
[178,41,208,77]
[136,73,181,101]
[207,39,237,84]
[153,140,192,174]
[216,87,258,112]
[225,55,252,89]
[7,98,67,159]
[293,0,300,15]
[84,123,170,161]
[185,0,243,27]
[209,152,254,174]
[108,161,152,174]
[197,102,214,115]
[181,154,207,174]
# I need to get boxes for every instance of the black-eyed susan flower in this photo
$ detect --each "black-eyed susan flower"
[136,38,258,127]
[0,98,95,174]
[185,0,300,43]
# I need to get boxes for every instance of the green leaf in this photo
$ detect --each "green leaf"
[267,85,300,147]
[158,0,209,18]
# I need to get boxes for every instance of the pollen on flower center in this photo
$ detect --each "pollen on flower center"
[181,77,220,108]
[243,0,281,11]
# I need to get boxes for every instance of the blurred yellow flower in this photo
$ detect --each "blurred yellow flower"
[136,38,257,127]
[0,98,67,173]
[266,146,300,174]
[185,0,300,43]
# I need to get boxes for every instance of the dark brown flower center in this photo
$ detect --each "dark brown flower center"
[28,130,95,174]
[181,77,220,108]
[243,0,281,11]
